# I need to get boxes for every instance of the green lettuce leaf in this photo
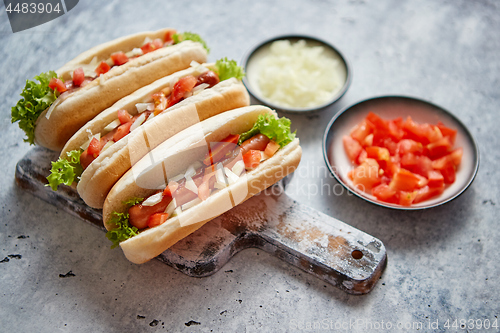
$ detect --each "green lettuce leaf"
[238,114,296,147]
[105,212,139,249]
[214,58,245,81]
[173,32,210,53]
[122,197,144,207]
[106,198,143,248]
[11,71,58,144]
[46,150,83,191]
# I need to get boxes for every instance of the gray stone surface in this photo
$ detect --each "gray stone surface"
[0,0,498,332]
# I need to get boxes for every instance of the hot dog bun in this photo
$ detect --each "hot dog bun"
[35,28,207,151]
[62,65,249,208]
[102,105,302,264]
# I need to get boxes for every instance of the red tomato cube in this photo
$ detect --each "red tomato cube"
[343,136,362,163]
[243,150,261,169]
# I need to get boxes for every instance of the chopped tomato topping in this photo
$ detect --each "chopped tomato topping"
[129,194,172,229]
[372,184,397,203]
[343,136,362,163]
[110,52,129,66]
[95,61,110,76]
[141,38,164,54]
[350,158,381,191]
[147,213,169,228]
[87,137,101,158]
[264,140,280,157]
[48,78,67,93]
[113,121,133,142]
[344,112,462,206]
[243,150,261,169]
[167,75,197,108]
[389,168,421,192]
[164,31,175,45]
[72,68,85,86]
[117,110,132,124]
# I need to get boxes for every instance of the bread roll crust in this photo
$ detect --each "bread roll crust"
[102,106,302,264]
[34,30,207,151]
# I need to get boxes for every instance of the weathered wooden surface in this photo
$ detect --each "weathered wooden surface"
[15,147,386,294]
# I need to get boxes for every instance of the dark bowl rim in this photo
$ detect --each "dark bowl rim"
[322,94,480,210]
[241,33,352,113]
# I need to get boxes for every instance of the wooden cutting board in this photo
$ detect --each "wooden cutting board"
[15,147,387,295]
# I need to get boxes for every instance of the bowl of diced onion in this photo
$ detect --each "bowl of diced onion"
[241,34,351,112]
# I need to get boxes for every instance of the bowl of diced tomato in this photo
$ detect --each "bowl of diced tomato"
[323,96,479,209]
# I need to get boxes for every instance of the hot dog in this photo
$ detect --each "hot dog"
[102,105,301,264]
[47,59,249,209]
[11,29,209,151]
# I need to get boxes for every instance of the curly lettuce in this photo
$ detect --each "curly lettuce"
[11,71,58,144]
[173,32,210,53]
[106,197,143,249]
[238,114,296,147]
[46,150,83,191]
[214,57,245,81]
[105,212,139,249]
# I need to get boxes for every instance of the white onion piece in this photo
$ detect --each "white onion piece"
[193,65,209,76]
[215,163,227,188]
[45,94,63,120]
[224,167,239,184]
[260,151,268,161]
[79,56,99,78]
[80,133,100,151]
[142,36,152,45]
[136,102,154,113]
[126,48,143,58]
[146,112,155,122]
[181,197,202,211]
[164,198,177,215]
[130,113,147,132]
[184,177,198,194]
[184,164,196,179]
[105,58,114,67]
[103,119,121,132]
[101,140,114,153]
[183,91,193,99]
[192,83,209,95]
[231,160,245,177]
[142,192,163,206]
[190,60,201,67]
[171,206,182,217]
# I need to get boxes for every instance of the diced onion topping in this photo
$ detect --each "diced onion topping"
[103,119,121,132]
[79,56,99,78]
[224,167,239,184]
[126,48,143,58]
[184,164,196,179]
[130,112,147,132]
[192,83,209,95]
[257,39,343,108]
[184,177,198,195]
[231,160,245,177]
[215,163,227,188]
[164,198,177,215]
[142,192,163,206]
[101,140,114,153]
[172,206,182,217]
[136,102,154,113]
[80,133,100,151]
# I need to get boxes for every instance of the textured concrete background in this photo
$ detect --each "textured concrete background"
[1,0,499,332]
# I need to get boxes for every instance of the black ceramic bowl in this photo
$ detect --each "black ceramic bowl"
[241,34,351,113]
[323,96,480,210]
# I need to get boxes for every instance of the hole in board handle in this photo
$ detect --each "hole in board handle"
[351,250,363,260]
